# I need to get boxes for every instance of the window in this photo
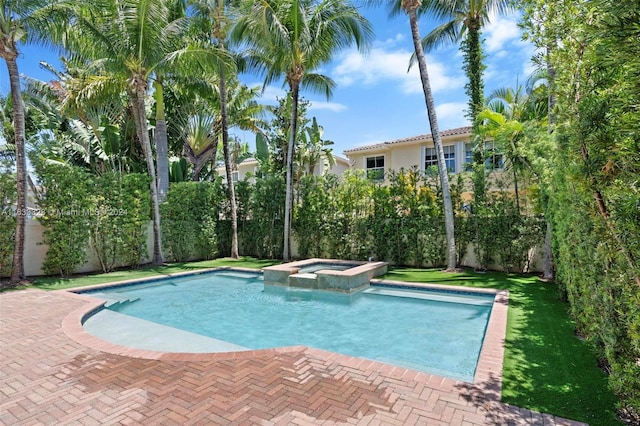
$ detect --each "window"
[424,146,455,173]
[485,142,505,170]
[232,171,239,182]
[366,155,385,180]
[464,143,474,171]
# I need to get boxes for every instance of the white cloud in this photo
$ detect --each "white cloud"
[436,102,470,129]
[332,47,465,95]
[484,13,522,53]
[308,100,347,112]
[379,33,405,47]
[245,82,288,104]
[260,85,287,103]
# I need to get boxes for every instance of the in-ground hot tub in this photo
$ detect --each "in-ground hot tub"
[263,258,388,292]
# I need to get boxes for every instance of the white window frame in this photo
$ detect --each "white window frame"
[424,145,455,173]
[365,155,385,180]
[464,142,475,171]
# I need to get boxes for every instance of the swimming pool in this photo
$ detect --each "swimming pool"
[80,270,495,382]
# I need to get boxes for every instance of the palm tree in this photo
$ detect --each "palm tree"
[0,0,61,283]
[233,0,372,261]
[480,75,549,213]
[229,138,250,170]
[419,0,511,123]
[189,0,242,258]
[401,0,457,270]
[23,60,140,174]
[183,113,220,180]
[298,117,335,176]
[154,0,188,202]
[63,0,220,265]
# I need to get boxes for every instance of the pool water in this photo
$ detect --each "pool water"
[297,262,360,274]
[83,270,494,382]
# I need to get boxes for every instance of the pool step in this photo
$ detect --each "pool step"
[364,287,494,306]
[88,292,140,308]
[288,273,317,289]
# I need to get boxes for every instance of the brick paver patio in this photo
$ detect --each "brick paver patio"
[1,288,586,425]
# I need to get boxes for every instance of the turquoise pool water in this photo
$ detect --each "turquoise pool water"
[82,270,494,382]
[297,262,360,274]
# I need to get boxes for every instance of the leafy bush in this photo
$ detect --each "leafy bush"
[0,165,16,277]
[89,173,150,272]
[36,164,92,276]
[161,181,223,262]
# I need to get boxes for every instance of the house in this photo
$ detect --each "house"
[343,126,504,182]
[215,155,351,183]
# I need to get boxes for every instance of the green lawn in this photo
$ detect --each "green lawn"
[28,257,281,291]
[21,260,620,425]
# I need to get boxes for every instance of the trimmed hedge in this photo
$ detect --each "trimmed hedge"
[36,163,151,276]
[0,166,16,277]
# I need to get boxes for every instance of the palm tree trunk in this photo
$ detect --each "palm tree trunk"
[513,166,520,214]
[220,66,239,259]
[542,219,554,281]
[283,83,300,262]
[130,84,164,265]
[6,56,25,283]
[542,44,556,281]
[153,78,169,202]
[465,21,484,123]
[407,7,457,270]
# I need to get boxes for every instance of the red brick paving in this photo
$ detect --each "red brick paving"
[0,288,586,425]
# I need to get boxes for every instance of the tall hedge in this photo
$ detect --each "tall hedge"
[0,165,16,277]
[36,164,93,276]
[522,0,640,413]
[160,181,224,262]
[35,163,152,276]
[239,175,285,259]
[89,172,151,272]
[290,169,540,269]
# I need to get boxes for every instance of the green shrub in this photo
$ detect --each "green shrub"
[89,172,150,272]
[36,164,92,276]
[161,181,223,262]
[0,165,16,277]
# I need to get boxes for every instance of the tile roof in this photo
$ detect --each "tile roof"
[343,126,473,154]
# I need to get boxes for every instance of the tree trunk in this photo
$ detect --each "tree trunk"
[465,21,484,123]
[542,219,554,281]
[129,83,164,265]
[513,166,520,214]
[6,56,25,283]
[220,66,239,259]
[153,78,169,202]
[283,83,300,262]
[407,8,457,270]
[542,44,557,281]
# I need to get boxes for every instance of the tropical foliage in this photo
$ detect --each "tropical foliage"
[34,162,151,275]
[0,162,15,277]
[522,0,640,417]
[233,0,373,261]
[161,180,223,262]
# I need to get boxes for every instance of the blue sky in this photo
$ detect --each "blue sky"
[0,5,535,157]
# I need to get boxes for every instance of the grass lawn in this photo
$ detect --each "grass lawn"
[28,257,281,291]
[19,260,620,425]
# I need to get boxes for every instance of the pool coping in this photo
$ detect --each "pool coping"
[58,267,508,398]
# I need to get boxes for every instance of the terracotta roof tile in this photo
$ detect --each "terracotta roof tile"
[343,126,472,154]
